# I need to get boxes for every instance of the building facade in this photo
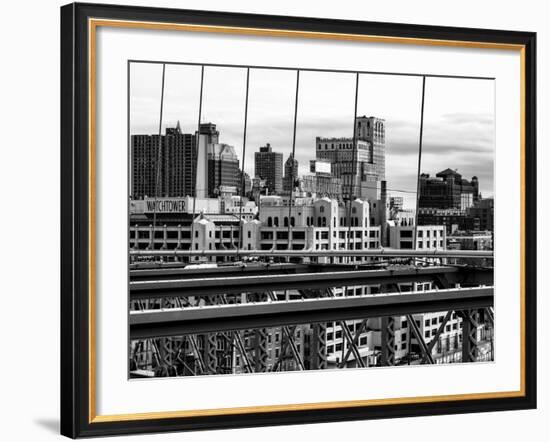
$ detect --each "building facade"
[355,115,386,181]
[131,122,196,199]
[283,154,299,193]
[254,143,283,195]
[467,198,494,231]
[207,143,240,197]
[419,169,480,210]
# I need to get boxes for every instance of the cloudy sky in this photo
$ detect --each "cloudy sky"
[130,62,495,209]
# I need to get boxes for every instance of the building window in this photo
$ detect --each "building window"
[267,217,272,227]
[247,231,251,238]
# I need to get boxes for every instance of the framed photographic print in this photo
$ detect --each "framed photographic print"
[60,2,537,438]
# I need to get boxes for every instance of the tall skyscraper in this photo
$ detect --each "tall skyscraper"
[355,116,386,181]
[131,122,196,199]
[254,143,283,195]
[315,116,386,198]
[283,154,299,193]
[199,122,219,144]
[207,143,240,197]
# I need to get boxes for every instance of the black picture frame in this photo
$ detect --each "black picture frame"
[60,2,537,438]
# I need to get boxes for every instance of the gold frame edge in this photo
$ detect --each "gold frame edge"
[87,18,527,423]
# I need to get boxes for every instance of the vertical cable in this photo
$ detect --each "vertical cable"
[345,73,360,255]
[151,64,166,247]
[237,68,250,259]
[413,76,427,251]
[286,70,300,252]
[189,66,204,261]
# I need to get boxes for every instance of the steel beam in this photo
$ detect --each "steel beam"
[130,248,493,259]
[130,266,493,299]
[426,311,453,355]
[381,316,395,366]
[340,320,368,368]
[310,323,327,370]
[408,314,435,364]
[461,309,479,362]
[130,263,309,282]
[340,321,365,368]
[130,287,493,339]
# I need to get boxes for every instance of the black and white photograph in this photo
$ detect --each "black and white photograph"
[128,61,495,378]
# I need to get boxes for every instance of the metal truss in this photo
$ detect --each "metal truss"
[130,266,493,299]
[310,323,327,370]
[460,309,480,362]
[339,320,369,368]
[381,316,395,366]
[130,287,493,339]
[339,321,366,368]
[425,311,453,357]
[408,314,435,364]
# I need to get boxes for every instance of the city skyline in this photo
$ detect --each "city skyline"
[128,61,495,379]
[130,63,495,209]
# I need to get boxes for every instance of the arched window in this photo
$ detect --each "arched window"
[352,206,357,214]
[333,217,336,227]
[322,217,327,227]
[284,217,289,227]
[317,217,321,226]
[320,205,325,213]
[274,217,279,227]
[267,217,273,227]
[291,217,295,227]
